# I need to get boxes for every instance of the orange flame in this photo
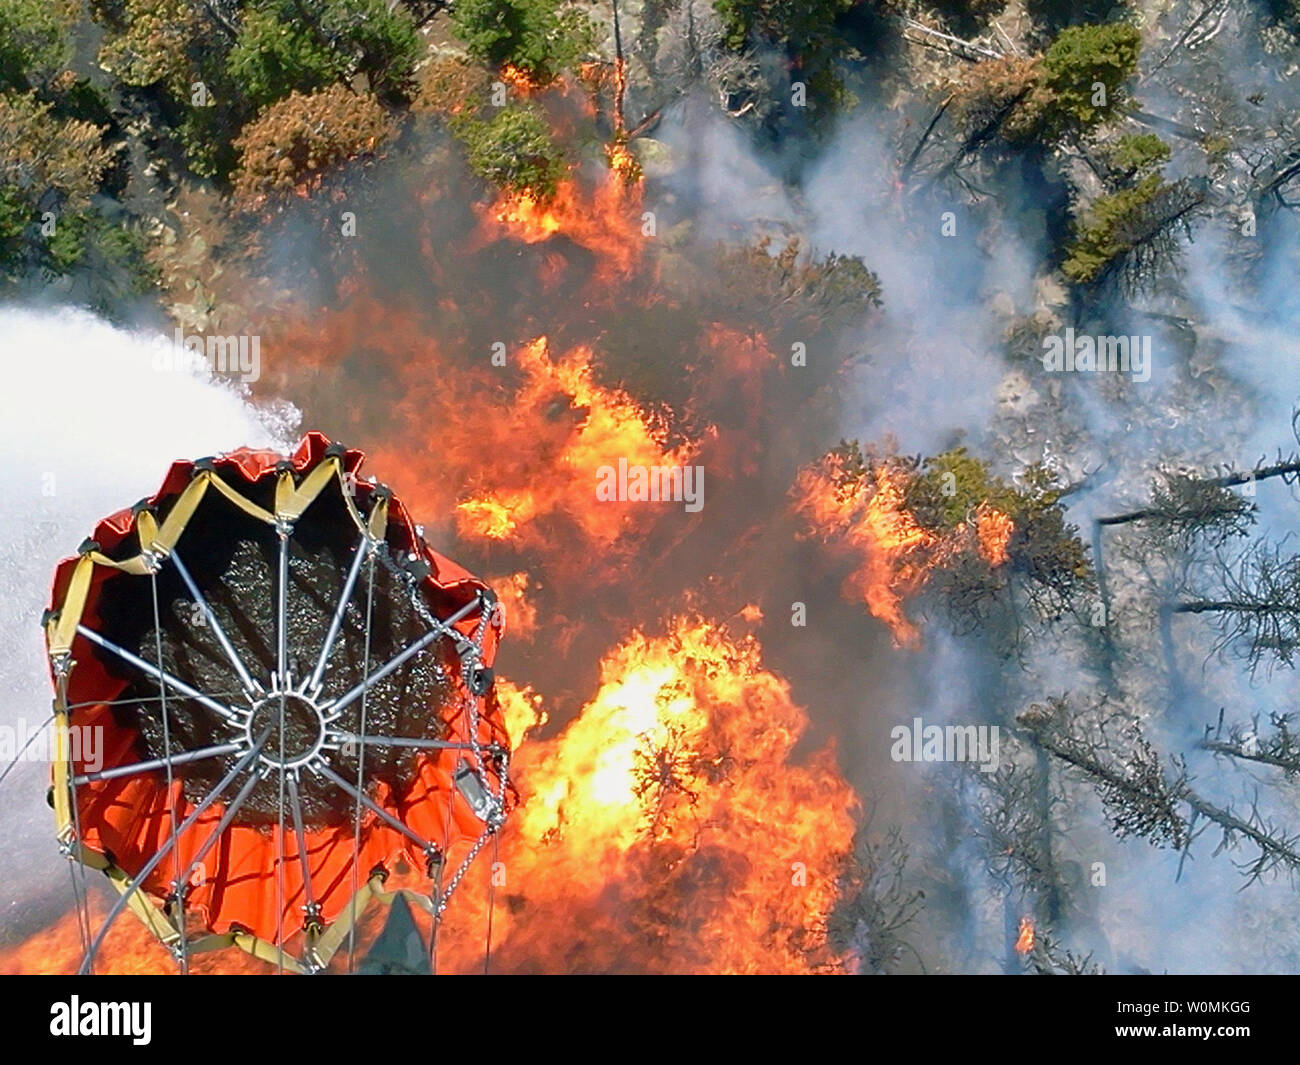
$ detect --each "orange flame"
[793,456,935,649]
[452,336,694,551]
[5,83,881,973]
[794,454,1016,647]
[976,505,1014,567]
[434,617,859,972]
[499,64,541,96]
[9,618,859,974]
[479,172,644,279]
[1015,917,1035,955]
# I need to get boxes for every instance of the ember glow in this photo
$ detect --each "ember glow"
[479,175,644,279]
[975,506,1014,568]
[434,618,859,974]
[1015,917,1035,956]
[793,455,936,649]
[793,454,1017,647]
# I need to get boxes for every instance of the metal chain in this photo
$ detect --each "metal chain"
[436,824,495,916]
[377,546,511,819]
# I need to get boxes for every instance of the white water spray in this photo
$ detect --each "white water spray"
[0,305,298,942]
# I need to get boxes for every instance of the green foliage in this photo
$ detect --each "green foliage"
[97,0,210,91]
[906,447,1033,533]
[1061,172,1201,286]
[0,0,75,91]
[1038,22,1140,138]
[0,184,28,266]
[319,0,423,99]
[43,207,155,291]
[829,444,1093,626]
[712,0,858,115]
[951,22,1141,149]
[95,0,241,177]
[228,0,422,111]
[228,7,346,112]
[1145,470,1258,549]
[1100,132,1169,185]
[92,0,419,178]
[0,93,154,299]
[0,92,112,210]
[451,0,593,84]
[450,104,567,198]
[907,449,1092,622]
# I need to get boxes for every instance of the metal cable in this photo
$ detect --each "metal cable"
[150,568,188,974]
[346,548,377,974]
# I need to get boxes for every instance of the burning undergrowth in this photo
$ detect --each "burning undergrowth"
[0,62,1173,977]
[4,81,905,975]
[793,440,1094,647]
[433,618,858,974]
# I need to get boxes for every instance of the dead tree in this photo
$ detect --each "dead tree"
[975,759,1069,922]
[1097,468,1263,549]
[826,824,926,974]
[1019,697,1300,886]
[1202,708,1300,777]
[1174,541,1300,673]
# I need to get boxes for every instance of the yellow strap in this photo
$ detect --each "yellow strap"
[136,509,160,553]
[310,873,384,964]
[85,551,154,576]
[180,932,307,972]
[367,494,388,541]
[274,469,295,517]
[278,456,340,523]
[154,474,218,545]
[205,472,277,524]
[232,932,308,973]
[103,862,181,945]
[48,555,94,656]
[51,711,73,838]
[47,449,408,973]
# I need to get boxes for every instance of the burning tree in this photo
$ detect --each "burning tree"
[450,104,570,199]
[795,441,1093,644]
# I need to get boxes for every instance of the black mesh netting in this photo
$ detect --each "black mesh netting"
[91,472,458,828]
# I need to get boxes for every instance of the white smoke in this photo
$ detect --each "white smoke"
[0,304,298,940]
